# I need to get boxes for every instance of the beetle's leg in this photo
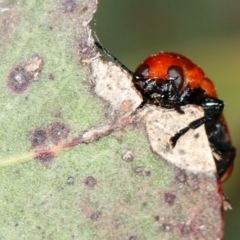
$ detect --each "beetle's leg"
[209,140,236,179]
[206,119,236,180]
[170,97,224,147]
[137,99,148,109]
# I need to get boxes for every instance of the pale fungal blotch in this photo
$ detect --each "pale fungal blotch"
[140,105,216,176]
[24,55,44,81]
[122,150,134,162]
[91,59,142,119]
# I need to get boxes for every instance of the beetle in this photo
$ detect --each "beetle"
[95,41,236,183]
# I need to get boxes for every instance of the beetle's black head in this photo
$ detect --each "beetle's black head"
[133,64,185,108]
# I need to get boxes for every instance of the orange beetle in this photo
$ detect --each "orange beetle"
[95,42,236,183]
[133,52,235,182]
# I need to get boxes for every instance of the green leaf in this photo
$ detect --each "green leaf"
[0,1,224,239]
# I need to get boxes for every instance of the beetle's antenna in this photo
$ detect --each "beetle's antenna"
[94,34,144,81]
[94,40,135,77]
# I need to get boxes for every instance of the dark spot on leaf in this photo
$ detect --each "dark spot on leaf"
[164,193,176,206]
[128,236,137,240]
[48,73,55,80]
[180,223,192,235]
[35,150,55,163]
[188,175,200,191]
[122,150,134,162]
[49,121,70,144]
[194,133,200,138]
[90,211,101,221]
[61,0,77,12]
[8,55,44,94]
[67,176,75,185]
[146,171,151,176]
[164,143,171,151]
[175,170,188,184]
[8,66,32,93]
[178,149,186,155]
[112,217,124,228]
[160,223,172,232]
[29,128,48,147]
[134,166,151,177]
[81,6,88,13]
[84,176,97,188]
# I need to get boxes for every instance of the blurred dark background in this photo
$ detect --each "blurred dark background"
[93,1,240,239]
